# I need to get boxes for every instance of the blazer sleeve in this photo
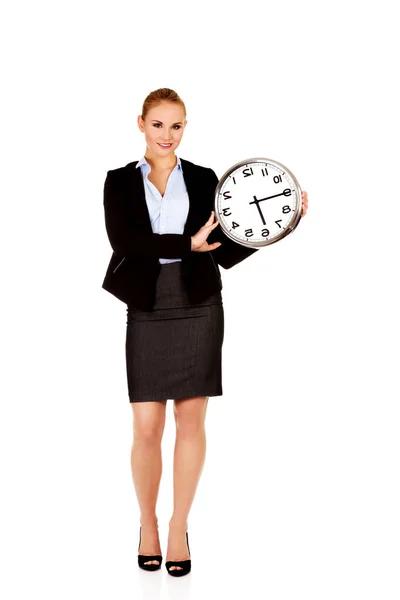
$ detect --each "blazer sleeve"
[206,168,259,269]
[103,170,193,259]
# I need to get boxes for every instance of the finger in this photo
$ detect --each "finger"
[204,211,214,226]
[204,221,220,232]
[204,219,220,231]
[209,242,222,250]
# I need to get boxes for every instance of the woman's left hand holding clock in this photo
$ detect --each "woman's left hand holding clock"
[301,191,309,217]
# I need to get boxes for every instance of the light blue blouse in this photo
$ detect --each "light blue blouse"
[135,155,190,264]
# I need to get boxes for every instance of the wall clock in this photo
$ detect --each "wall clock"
[214,157,303,248]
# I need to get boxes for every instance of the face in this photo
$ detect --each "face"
[137,102,187,159]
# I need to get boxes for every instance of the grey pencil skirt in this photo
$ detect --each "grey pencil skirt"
[125,261,224,403]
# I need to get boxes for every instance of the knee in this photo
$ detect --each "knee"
[134,419,164,445]
[176,418,205,440]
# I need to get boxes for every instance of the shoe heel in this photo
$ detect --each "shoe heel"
[138,525,162,571]
[165,531,191,577]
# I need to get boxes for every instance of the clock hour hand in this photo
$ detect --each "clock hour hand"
[249,196,267,225]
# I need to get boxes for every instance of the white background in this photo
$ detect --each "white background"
[1,0,399,598]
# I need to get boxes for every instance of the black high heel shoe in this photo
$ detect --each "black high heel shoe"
[138,526,163,571]
[165,531,191,577]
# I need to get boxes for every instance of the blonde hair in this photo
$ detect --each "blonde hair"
[141,87,186,120]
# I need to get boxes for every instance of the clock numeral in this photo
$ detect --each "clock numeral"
[243,167,254,177]
[222,207,232,216]
[275,219,283,228]
[282,205,291,214]
[273,174,282,184]
[261,167,269,177]
[223,191,232,200]
[232,176,236,185]
[232,221,240,229]
[261,228,270,237]
[244,228,254,237]
[283,188,292,197]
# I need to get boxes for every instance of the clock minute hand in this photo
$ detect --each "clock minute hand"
[257,191,287,202]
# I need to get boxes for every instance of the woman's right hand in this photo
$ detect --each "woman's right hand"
[191,211,222,252]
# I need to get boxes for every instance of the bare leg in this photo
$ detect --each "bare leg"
[131,400,167,566]
[166,396,209,571]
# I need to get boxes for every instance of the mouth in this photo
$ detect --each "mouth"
[158,143,173,149]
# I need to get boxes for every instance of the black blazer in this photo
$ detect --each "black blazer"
[102,157,259,309]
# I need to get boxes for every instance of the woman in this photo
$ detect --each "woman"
[102,88,309,576]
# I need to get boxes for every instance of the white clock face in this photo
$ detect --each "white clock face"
[215,158,302,247]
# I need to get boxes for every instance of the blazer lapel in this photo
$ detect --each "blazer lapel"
[123,158,202,236]
[180,158,201,235]
[124,162,153,233]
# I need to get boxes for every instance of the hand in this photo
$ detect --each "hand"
[301,191,309,217]
[191,211,222,252]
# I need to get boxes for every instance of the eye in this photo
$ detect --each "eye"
[152,123,181,129]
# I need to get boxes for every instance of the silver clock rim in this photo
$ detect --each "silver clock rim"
[214,157,303,249]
